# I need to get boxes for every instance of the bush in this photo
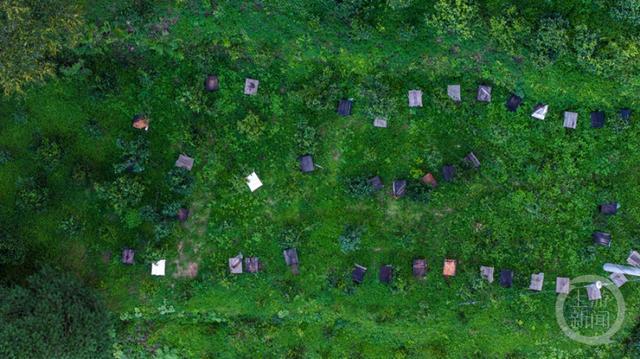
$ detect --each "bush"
[35,137,63,173]
[0,267,112,358]
[16,177,49,212]
[165,167,194,195]
[237,111,266,142]
[532,17,570,65]
[95,176,145,217]
[611,0,640,27]
[488,6,531,55]
[114,137,150,174]
[426,0,479,40]
[295,119,317,155]
[344,176,374,198]
[338,225,363,253]
[0,230,26,265]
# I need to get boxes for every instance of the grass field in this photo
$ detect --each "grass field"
[3,1,640,357]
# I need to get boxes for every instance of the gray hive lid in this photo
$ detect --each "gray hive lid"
[413,259,427,278]
[379,265,393,284]
[563,111,578,129]
[447,85,461,102]
[352,264,367,284]
[175,154,194,171]
[177,208,189,222]
[620,108,632,122]
[392,180,406,198]
[204,75,219,92]
[373,117,388,128]
[244,257,261,273]
[408,90,423,107]
[229,254,243,274]
[368,176,384,191]
[586,283,602,301]
[299,155,315,173]
[610,272,627,288]
[590,111,605,128]
[122,248,135,264]
[592,232,612,247]
[598,203,618,215]
[464,152,480,168]
[283,248,299,266]
[627,250,640,267]
[500,270,513,288]
[244,78,259,95]
[529,272,544,291]
[480,266,494,283]
[442,165,456,182]
[531,103,549,120]
[506,94,522,112]
[338,99,353,116]
[556,277,570,294]
[477,85,492,102]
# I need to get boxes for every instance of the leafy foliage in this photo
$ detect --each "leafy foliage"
[0,0,82,95]
[0,267,112,358]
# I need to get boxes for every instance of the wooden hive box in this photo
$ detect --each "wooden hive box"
[556,277,570,294]
[531,103,549,120]
[379,265,393,284]
[529,272,544,291]
[477,85,491,102]
[392,180,407,198]
[499,269,513,288]
[299,155,315,173]
[368,176,384,191]
[443,259,456,277]
[204,75,219,92]
[563,111,578,129]
[352,264,367,284]
[413,259,427,279]
[175,154,194,171]
[408,90,423,107]
[338,99,353,116]
[447,85,461,102]
[590,111,605,128]
[592,232,612,247]
[244,78,259,95]
[506,94,522,112]
[480,266,494,283]
[598,202,618,215]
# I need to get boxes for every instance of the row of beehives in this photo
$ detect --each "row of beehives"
[122,246,640,301]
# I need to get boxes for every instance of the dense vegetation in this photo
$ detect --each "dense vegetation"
[2,0,640,357]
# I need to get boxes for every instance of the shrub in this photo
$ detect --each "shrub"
[611,0,640,27]
[488,6,532,55]
[338,225,363,253]
[344,176,374,198]
[16,177,49,212]
[237,111,266,142]
[0,267,112,358]
[114,137,150,174]
[0,230,26,265]
[35,137,63,172]
[295,119,317,154]
[0,0,83,95]
[165,167,194,195]
[426,0,479,40]
[406,180,430,204]
[95,176,145,216]
[532,17,569,66]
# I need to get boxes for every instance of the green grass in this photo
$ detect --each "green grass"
[3,1,640,357]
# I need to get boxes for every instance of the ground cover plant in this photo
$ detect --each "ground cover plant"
[2,0,640,357]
